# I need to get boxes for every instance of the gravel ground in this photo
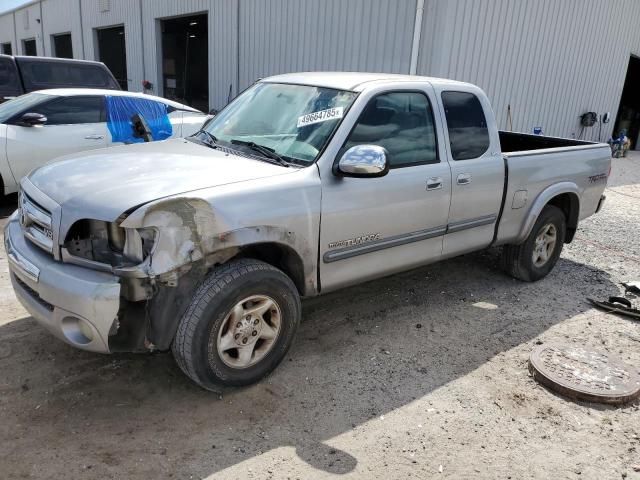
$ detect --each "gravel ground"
[0,153,639,480]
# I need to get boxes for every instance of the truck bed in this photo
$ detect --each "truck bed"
[499,130,594,154]
[495,131,611,246]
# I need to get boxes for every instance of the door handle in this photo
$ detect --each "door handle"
[84,135,104,140]
[457,173,472,185]
[426,176,443,190]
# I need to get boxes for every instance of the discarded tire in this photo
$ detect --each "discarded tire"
[529,344,640,405]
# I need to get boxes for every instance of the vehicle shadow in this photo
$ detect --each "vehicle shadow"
[0,249,618,479]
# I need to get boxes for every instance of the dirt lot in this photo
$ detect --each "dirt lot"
[0,154,639,480]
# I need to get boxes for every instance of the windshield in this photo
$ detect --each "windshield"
[203,82,357,164]
[0,92,49,123]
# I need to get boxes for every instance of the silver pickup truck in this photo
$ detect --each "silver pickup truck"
[4,72,610,391]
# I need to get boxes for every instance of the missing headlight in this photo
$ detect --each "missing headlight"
[64,220,156,267]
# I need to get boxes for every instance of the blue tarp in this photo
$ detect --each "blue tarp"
[105,95,173,143]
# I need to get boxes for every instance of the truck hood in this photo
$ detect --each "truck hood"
[27,138,292,220]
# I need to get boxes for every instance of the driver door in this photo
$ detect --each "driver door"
[6,95,108,182]
[319,86,451,291]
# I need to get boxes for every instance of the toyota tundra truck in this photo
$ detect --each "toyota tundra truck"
[3,72,610,391]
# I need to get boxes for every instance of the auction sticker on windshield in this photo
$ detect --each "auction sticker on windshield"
[297,107,344,128]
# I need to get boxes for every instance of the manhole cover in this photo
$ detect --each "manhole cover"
[529,344,640,405]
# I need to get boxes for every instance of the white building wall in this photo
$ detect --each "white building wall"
[206,0,239,107]
[238,0,417,89]
[417,0,640,141]
[41,0,83,58]
[1,0,639,137]
[0,13,16,50]
[13,2,45,56]
[79,0,144,91]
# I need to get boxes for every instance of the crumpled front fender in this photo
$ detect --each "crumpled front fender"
[121,197,218,276]
[119,197,311,290]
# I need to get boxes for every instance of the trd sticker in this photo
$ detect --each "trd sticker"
[297,107,344,128]
[328,233,381,250]
[588,173,608,183]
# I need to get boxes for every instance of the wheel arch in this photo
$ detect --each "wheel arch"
[547,192,580,242]
[517,182,580,244]
[232,242,307,296]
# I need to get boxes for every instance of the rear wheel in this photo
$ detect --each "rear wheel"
[501,205,566,282]
[172,259,301,391]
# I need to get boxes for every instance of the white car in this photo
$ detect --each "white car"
[0,88,207,197]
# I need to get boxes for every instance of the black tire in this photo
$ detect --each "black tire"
[501,205,566,282]
[172,258,301,391]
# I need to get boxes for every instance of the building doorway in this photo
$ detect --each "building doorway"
[22,38,36,56]
[52,33,73,59]
[160,13,208,112]
[614,55,640,150]
[97,25,128,90]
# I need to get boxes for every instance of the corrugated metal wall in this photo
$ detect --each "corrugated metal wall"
[41,0,83,57]
[417,0,640,140]
[79,0,144,91]
[0,14,15,49]
[1,0,640,140]
[12,2,44,55]
[237,0,417,89]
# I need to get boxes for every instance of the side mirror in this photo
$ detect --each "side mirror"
[17,112,47,127]
[334,145,389,178]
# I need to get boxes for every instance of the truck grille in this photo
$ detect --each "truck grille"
[19,192,54,254]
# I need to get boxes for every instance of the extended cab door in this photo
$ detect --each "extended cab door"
[319,84,452,291]
[436,88,505,257]
[6,95,108,182]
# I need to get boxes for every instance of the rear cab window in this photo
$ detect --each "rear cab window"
[17,59,120,92]
[0,57,22,98]
[441,91,490,160]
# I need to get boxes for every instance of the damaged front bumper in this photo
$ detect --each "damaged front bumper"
[4,216,121,353]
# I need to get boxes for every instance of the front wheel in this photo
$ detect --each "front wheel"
[501,205,567,282]
[172,259,301,391]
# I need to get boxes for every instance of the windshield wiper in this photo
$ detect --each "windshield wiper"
[230,139,290,167]
[191,129,219,148]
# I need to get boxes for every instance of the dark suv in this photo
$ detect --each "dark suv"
[0,55,121,103]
